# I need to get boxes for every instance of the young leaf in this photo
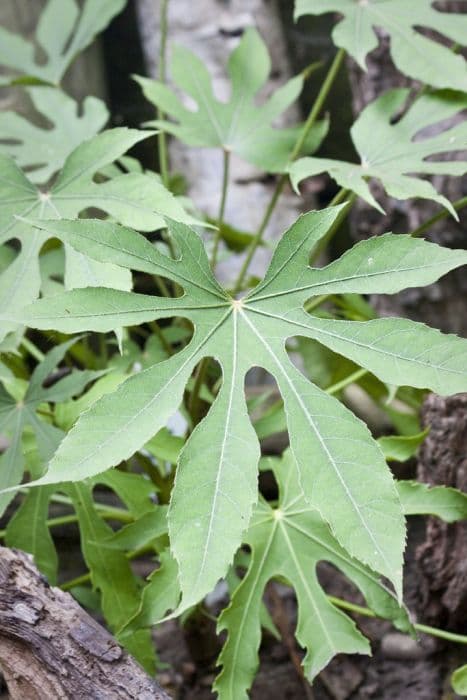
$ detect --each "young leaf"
[65,482,156,673]
[0,338,102,512]
[214,451,410,699]
[5,484,58,583]
[0,0,126,85]
[452,665,467,696]
[0,128,195,341]
[290,89,467,216]
[17,210,467,604]
[136,27,328,173]
[295,0,467,91]
[0,88,108,183]
[378,430,429,463]
[398,481,467,523]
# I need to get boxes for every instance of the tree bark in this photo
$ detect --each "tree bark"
[0,547,170,700]
[416,393,467,630]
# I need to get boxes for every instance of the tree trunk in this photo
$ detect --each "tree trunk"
[0,547,170,700]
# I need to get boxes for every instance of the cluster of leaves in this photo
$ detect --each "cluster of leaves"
[1,0,467,697]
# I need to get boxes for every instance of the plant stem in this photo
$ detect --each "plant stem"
[290,48,346,163]
[157,0,170,187]
[188,357,210,427]
[304,294,330,313]
[149,320,173,356]
[211,149,231,269]
[60,545,151,592]
[328,595,467,646]
[329,187,350,207]
[0,507,133,540]
[325,368,368,396]
[21,337,45,362]
[309,193,356,264]
[232,48,346,295]
[232,181,284,294]
[410,195,467,238]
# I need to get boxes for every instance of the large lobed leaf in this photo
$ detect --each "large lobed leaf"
[290,88,467,216]
[12,208,467,608]
[0,127,196,343]
[0,87,108,183]
[214,451,410,698]
[295,0,467,91]
[0,338,103,514]
[0,0,127,86]
[136,27,328,173]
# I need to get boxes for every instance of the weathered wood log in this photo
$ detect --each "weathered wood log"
[0,547,170,700]
[416,393,467,630]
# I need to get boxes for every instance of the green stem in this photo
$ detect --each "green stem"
[21,337,45,362]
[0,508,133,540]
[188,357,210,427]
[304,294,330,313]
[232,181,284,294]
[329,187,350,207]
[157,0,170,187]
[211,149,231,269]
[290,48,346,163]
[149,320,173,356]
[232,48,346,295]
[60,545,152,592]
[325,368,368,396]
[328,595,467,646]
[410,195,467,238]
[308,193,356,264]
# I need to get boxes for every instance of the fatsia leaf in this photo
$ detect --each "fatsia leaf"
[0,0,126,86]
[452,665,467,695]
[294,0,467,91]
[0,88,108,184]
[136,27,328,173]
[16,210,467,604]
[0,128,195,341]
[0,338,101,512]
[214,452,410,699]
[398,480,467,523]
[378,430,429,463]
[64,482,156,672]
[290,89,467,216]
[5,484,58,583]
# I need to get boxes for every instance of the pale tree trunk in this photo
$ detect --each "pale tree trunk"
[135,0,307,287]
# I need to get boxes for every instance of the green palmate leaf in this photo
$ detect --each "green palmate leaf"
[64,482,156,672]
[214,452,409,699]
[0,338,102,514]
[136,27,328,173]
[123,549,181,634]
[0,88,108,184]
[452,665,467,696]
[0,0,126,86]
[295,0,467,91]
[398,481,467,523]
[378,430,429,463]
[5,484,58,583]
[290,89,467,216]
[17,210,467,606]
[0,128,196,342]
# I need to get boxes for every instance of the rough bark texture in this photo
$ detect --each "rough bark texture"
[416,393,467,630]
[0,547,170,700]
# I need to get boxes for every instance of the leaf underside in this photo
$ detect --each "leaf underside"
[290,88,467,216]
[14,207,467,610]
[295,0,467,91]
